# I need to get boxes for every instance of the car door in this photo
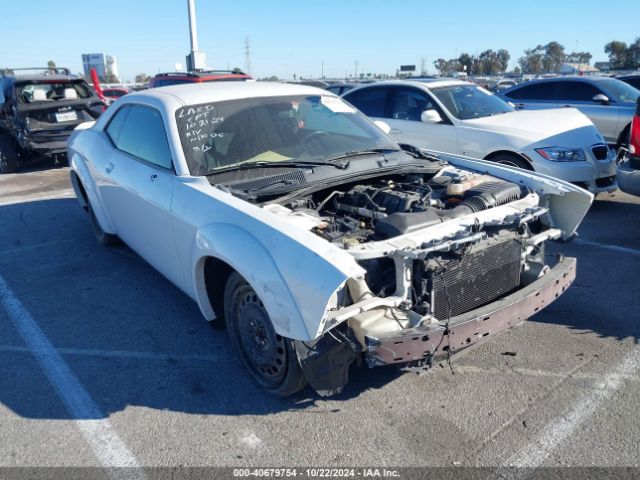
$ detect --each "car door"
[502,82,558,110]
[100,104,183,287]
[386,86,458,153]
[556,81,619,143]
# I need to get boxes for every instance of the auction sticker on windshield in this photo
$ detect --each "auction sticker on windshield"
[321,95,356,113]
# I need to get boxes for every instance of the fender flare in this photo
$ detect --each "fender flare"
[69,153,116,234]
[191,224,320,341]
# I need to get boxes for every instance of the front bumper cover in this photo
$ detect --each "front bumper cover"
[366,256,576,366]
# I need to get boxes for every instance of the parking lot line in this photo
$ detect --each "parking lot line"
[0,274,144,476]
[0,344,219,363]
[503,347,640,471]
[574,237,640,257]
[0,189,74,206]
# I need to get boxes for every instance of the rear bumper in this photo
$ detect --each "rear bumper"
[21,130,72,156]
[365,256,577,366]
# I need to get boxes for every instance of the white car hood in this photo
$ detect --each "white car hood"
[462,108,604,145]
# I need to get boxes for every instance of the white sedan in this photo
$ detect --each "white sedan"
[343,80,617,194]
[68,82,591,396]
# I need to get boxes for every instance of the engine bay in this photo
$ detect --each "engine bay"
[273,167,529,247]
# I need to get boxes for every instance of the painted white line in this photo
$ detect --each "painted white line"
[504,347,640,471]
[0,239,76,257]
[0,344,219,363]
[0,189,74,206]
[574,238,640,257]
[0,274,144,477]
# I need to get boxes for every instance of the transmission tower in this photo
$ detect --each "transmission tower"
[244,37,251,75]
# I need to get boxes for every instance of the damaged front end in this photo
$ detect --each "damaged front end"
[275,157,591,396]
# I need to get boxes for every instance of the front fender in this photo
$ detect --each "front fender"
[191,223,362,341]
[68,152,115,234]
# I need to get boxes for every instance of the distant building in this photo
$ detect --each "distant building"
[82,53,119,82]
[560,63,599,74]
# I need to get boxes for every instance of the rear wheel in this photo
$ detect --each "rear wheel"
[489,153,532,170]
[224,272,307,397]
[88,202,118,246]
[0,135,20,174]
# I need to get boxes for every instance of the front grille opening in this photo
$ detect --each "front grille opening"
[592,144,609,160]
[595,176,615,188]
[426,237,522,320]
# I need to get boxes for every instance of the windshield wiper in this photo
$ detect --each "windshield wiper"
[323,147,400,163]
[207,159,349,176]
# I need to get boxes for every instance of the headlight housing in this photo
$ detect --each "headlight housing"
[535,147,586,162]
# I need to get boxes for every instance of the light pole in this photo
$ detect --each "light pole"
[186,0,206,71]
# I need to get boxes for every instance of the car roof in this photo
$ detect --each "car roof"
[345,79,471,93]
[513,76,614,85]
[126,81,331,106]
[12,75,80,83]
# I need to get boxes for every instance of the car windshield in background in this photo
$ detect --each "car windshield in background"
[432,84,515,120]
[17,82,93,103]
[599,78,640,103]
[175,94,398,176]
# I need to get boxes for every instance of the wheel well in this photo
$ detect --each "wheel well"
[203,256,234,322]
[484,150,533,170]
[70,171,89,210]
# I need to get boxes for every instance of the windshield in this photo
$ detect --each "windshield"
[17,81,93,103]
[432,84,515,120]
[175,94,398,176]
[599,78,640,104]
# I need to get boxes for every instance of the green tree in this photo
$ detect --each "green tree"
[519,45,545,74]
[604,41,628,68]
[47,60,56,70]
[542,42,565,72]
[565,51,593,65]
[626,37,640,69]
[135,73,149,83]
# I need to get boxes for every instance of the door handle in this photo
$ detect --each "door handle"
[390,128,402,134]
[562,105,572,108]
[105,162,114,173]
[150,174,158,182]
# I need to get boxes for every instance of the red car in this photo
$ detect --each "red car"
[102,87,131,104]
[148,70,251,88]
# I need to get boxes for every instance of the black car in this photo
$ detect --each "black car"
[618,74,640,91]
[0,67,105,173]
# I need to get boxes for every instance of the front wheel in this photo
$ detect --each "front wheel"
[490,154,532,170]
[88,202,119,246]
[224,272,307,397]
[0,135,20,174]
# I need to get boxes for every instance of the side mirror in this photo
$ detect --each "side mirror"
[373,120,391,135]
[421,109,442,124]
[592,93,610,104]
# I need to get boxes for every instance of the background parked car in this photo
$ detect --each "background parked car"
[148,70,251,88]
[325,83,357,95]
[617,74,640,91]
[102,87,131,104]
[499,76,640,148]
[0,67,105,173]
[343,79,616,194]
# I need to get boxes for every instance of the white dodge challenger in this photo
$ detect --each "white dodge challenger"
[68,82,592,396]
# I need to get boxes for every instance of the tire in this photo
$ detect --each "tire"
[617,124,631,151]
[0,135,20,174]
[489,153,532,170]
[224,272,307,397]
[88,202,119,246]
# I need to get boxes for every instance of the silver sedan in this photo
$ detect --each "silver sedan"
[499,76,640,148]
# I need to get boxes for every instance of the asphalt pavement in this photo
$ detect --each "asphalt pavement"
[0,164,639,474]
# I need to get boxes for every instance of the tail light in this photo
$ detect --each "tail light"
[629,99,640,168]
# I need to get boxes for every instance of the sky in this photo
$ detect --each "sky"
[2,0,638,82]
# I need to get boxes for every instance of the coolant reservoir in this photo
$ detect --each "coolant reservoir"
[446,175,495,196]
